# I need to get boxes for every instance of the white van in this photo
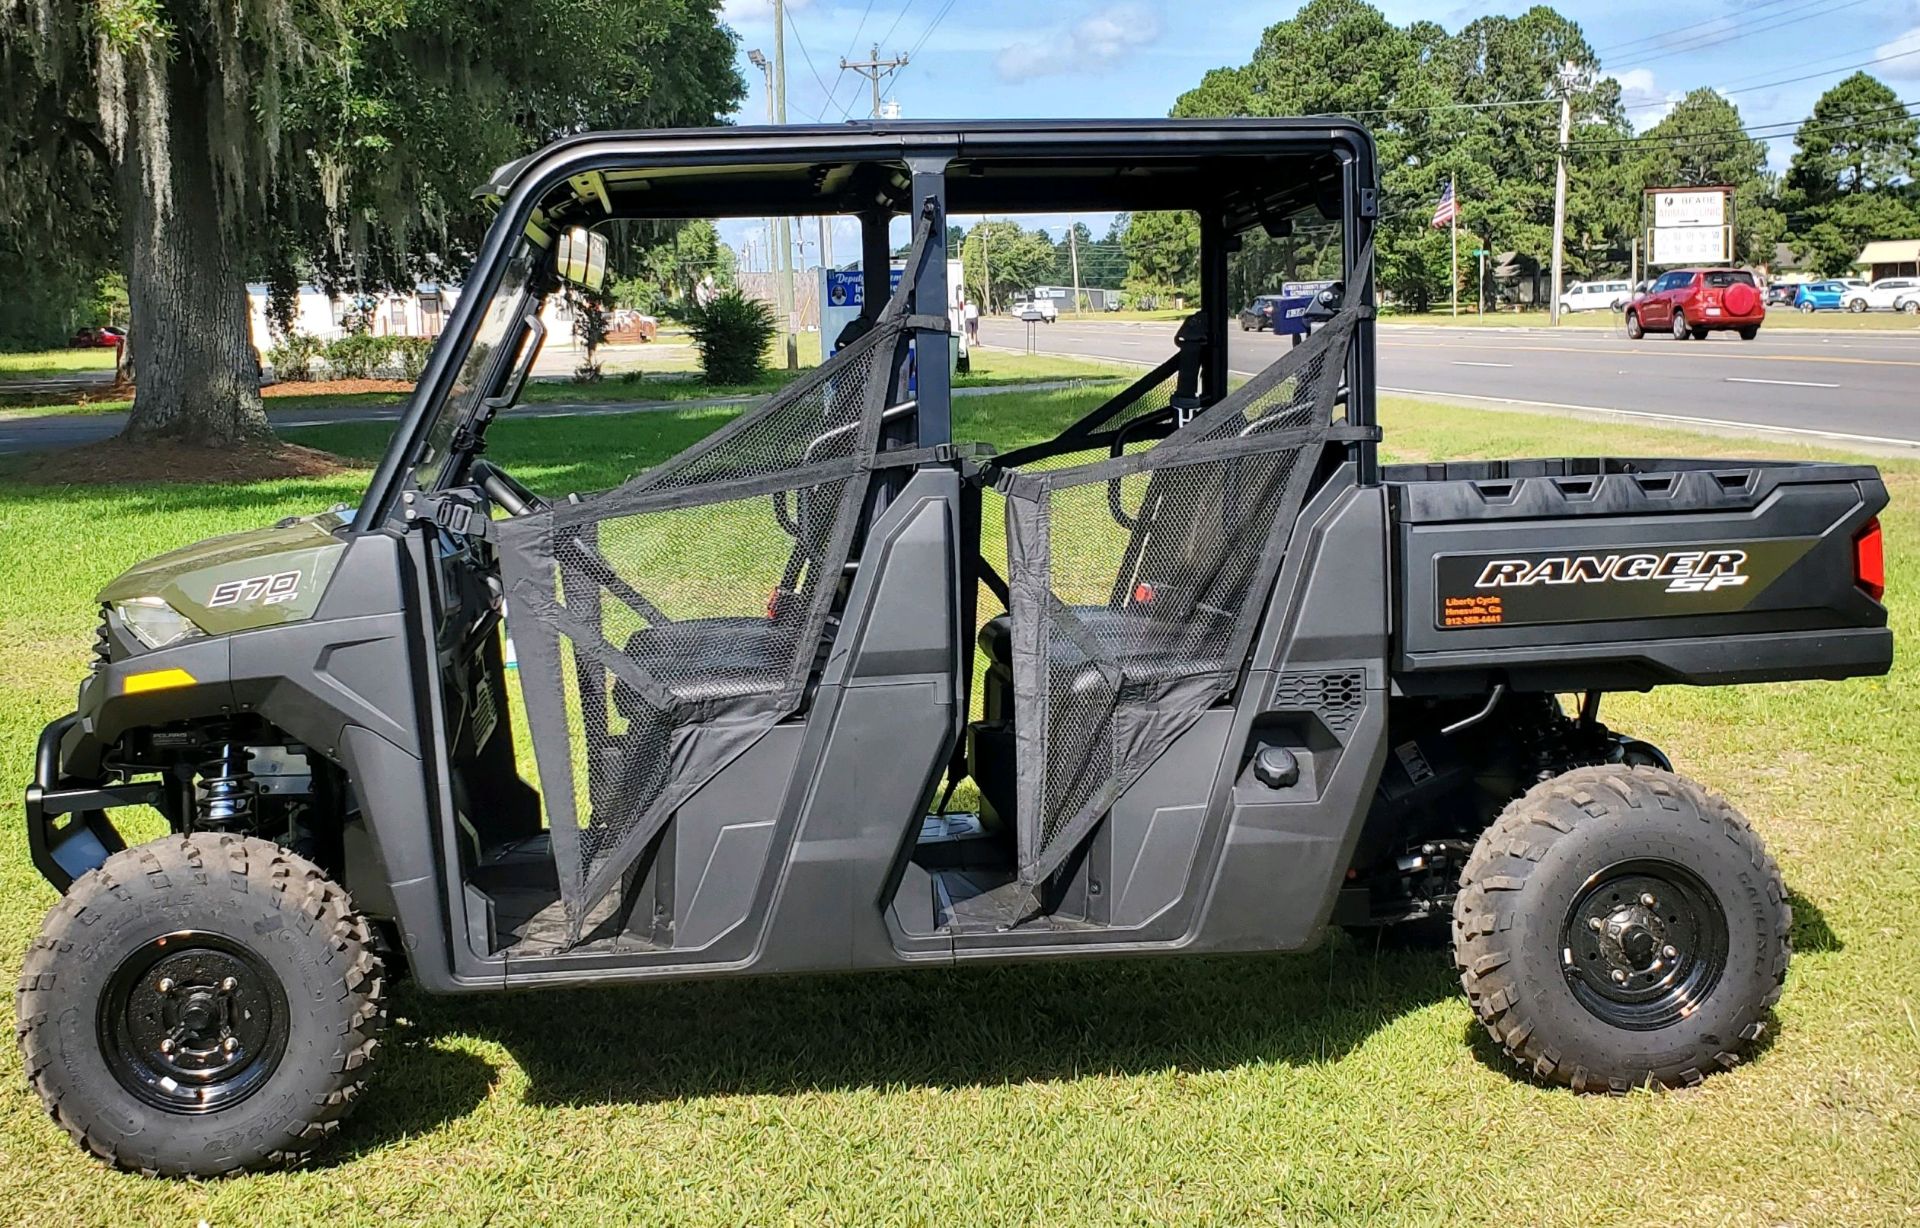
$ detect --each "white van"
[1558,280,1632,313]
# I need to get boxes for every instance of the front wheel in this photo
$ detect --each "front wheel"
[1902,300,1919,315]
[1624,310,1644,339]
[16,835,387,1175]
[1454,766,1789,1092]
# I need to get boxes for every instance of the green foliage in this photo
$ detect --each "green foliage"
[321,333,393,379]
[266,333,326,381]
[959,219,1058,310]
[683,289,776,385]
[390,335,433,381]
[1122,211,1201,305]
[1784,74,1920,276]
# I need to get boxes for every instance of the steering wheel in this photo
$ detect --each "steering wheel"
[470,458,548,515]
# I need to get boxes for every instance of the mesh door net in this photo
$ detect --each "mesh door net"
[993,293,1363,895]
[496,214,941,943]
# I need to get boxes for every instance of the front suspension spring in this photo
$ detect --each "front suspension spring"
[196,730,257,830]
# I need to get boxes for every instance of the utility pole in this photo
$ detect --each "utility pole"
[773,2,797,367]
[1068,225,1083,317]
[1549,86,1571,326]
[839,44,909,118]
[982,223,993,316]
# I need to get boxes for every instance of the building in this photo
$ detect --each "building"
[1857,240,1920,281]
[245,283,461,354]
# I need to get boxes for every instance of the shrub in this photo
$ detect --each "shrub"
[266,333,325,382]
[322,333,392,380]
[391,336,434,382]
[683,289,776,386]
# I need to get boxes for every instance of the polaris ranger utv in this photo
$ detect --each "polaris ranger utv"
[19,120,1892,1176]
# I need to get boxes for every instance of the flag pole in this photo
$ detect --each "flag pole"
[1449,175,1459,318]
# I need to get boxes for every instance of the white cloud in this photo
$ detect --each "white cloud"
[997,3,1161,82]
[720,0,813,30]
[1874,25,1920,80]
[1615,67,1686,127]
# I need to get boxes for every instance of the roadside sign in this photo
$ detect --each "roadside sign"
[1652,188,1730,229]
[1282,279,1335,299]
[1470,248,1489,256]
[1647,225,1732,266]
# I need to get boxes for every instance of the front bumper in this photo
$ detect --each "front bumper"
[24,712,158,892]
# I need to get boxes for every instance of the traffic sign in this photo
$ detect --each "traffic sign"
[1470,248,1489,256]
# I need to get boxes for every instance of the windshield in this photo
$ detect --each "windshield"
[419,237,542,479]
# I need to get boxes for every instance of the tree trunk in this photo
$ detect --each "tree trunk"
[117,42,270,446]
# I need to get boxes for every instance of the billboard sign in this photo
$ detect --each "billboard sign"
[1652,188,1730,229]
[1648,225,1733,266]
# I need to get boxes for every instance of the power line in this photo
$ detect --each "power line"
[789,11,853,122]
[1618,46,1920,110]
[1568,100,1920,153]
[1593,0,1834,57]
[875,0,918,49]
[1610,0,1877,71]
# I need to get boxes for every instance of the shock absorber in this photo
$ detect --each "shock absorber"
[196,726,258,831]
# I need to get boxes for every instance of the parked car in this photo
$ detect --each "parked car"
[1792,281,1848,312]
[69,325,125,348]
[1010,298,1056,323]
[1840,278,1920,313]
[1557,280,1632,313]
[1625,267,1765,340]
[1764,282,1799,307]
[1237,295,1287,330]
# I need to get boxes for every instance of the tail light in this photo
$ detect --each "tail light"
[1855,517,1885,602]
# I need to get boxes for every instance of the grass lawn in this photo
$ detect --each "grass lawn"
[0,348,119,381]
[1,393,1917,1223]
[0,345,1127,420]
[1384,308,1920,333]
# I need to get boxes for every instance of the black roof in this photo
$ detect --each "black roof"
[481,118,1374,232]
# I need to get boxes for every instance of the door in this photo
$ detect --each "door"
[1639,274,1673,326]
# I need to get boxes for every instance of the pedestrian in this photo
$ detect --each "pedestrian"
[963,298,980,344]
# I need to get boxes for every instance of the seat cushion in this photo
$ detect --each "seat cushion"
[976,608,1223,682]
[614,616,794,714]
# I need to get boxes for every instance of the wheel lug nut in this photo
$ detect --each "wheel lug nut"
[159,1038,174,1054]
[220,977,237,992]
[1611,969,1628,984]
[1588,917,1603,931]
[222,1037,239,1053]
[1640,893,1656,907]
[156,977,173,994]
[1663,944,1677,959]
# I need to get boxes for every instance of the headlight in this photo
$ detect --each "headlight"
[113,597,206,650]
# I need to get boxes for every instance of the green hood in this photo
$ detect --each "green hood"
[99,510,350,636]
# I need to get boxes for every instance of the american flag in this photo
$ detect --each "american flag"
[1431,180,1458,228]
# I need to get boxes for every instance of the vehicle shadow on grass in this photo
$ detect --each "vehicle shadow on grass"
[350,938,1461,1136]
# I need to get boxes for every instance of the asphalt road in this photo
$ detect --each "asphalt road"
[980,315,1920,452]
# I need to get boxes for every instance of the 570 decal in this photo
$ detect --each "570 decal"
[1475,549,1750,594]
[208,569,303,607]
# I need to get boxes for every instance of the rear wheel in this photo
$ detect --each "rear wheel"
[16,834,386,1175]
[1798,301,1815,313]
[1739,325,1760,340]
[1624,310,1643,339]
[1671,310,1690,340]
[1848,298,1867,313]
[1690,327,1709,340]
[1453,766,1789,1092]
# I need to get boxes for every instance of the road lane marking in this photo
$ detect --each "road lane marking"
[1725,376,1840,388]
[1450,360,1512,367]
[1382,339,1920,368]
[1380,385,1918,450]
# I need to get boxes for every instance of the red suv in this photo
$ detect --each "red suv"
[1625,268,1764,341]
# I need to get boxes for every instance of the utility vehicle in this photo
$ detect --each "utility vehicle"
[18,120,1892,1177]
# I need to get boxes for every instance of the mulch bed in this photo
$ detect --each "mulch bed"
[18,439,364,486]
[263,378,414,398]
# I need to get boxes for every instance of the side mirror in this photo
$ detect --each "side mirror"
[555,226,608,291]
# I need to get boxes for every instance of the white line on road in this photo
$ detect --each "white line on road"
[1724,376,1841,388]
[1379,386,1920,451]
[1450,360,1512,368]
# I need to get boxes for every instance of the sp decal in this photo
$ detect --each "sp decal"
[208,569,303,608]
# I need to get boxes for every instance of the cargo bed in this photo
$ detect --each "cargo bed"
[1386,457,1891,694]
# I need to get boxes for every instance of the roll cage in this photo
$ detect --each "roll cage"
[358,118,1381,529]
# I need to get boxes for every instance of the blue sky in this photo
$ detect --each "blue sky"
[716,0,1920,264]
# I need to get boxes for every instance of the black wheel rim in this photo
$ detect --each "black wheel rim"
[99,930,289,1115]
[1561,859,1729,1031]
